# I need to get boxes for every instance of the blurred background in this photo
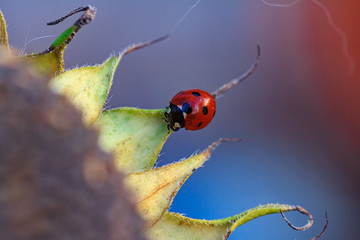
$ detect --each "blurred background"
[1,0,359,239]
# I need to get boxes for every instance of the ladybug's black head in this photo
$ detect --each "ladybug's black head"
[164,102,185,131]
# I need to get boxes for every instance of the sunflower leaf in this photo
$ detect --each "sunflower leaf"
[22,46,66,77]
[147,204,313,240]
[125,139,239,228]
[50,56,120,125]
[0,10,9,52]
[95,107,172,173]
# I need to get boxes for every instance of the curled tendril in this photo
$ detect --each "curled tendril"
[280,207,328,239]
[312,211,328,240]
[280,206,313,231]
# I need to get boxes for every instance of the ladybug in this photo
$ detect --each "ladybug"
[165,89,216,131]
[164,44,261,131]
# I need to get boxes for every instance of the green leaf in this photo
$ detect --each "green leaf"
[125,140,215,228]
[49,56,120,126]
[0,10,9,52]
[147,205,313,240]
[94,107,172,173]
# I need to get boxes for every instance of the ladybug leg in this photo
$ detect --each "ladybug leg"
[169,125,179,131]
[163,117,170,133]
[163,120,177,133]
[163,118,178,132]
[163,110,174,133]
[163,118,171,133]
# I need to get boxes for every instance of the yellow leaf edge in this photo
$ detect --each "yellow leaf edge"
[149,204,313,240]
[0,9,9,52]
[20,45,66,77]
[88,55,121,124]
[95,107,172,173]
[126,138,241,229]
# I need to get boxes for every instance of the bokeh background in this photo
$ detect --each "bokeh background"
[2,1,359,239]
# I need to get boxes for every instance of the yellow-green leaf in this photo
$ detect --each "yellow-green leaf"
[0,10,9,52]
[125,143,210,227]
[125,139,238,229]
[147,205,313,240]
[94,107,172,173]
[49,56,120,125]
[22,46,65,77]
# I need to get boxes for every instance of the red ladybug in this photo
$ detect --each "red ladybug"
[164,44,260,131]
[164,89,216,131]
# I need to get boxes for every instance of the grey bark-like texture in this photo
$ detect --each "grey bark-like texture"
[0,49,146,240]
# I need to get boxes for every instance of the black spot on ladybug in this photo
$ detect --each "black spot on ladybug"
[202,106,208,115]
[192,91,201,97]
[197,122,203,127]
[182,102,192,114]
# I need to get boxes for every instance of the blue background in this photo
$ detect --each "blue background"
[2,1,359,239]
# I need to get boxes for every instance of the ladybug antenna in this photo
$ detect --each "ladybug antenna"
[211,44,260,99]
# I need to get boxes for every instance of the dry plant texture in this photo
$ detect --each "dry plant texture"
[0,50,146,240]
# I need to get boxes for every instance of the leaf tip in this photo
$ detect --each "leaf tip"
[203,138,242,157]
